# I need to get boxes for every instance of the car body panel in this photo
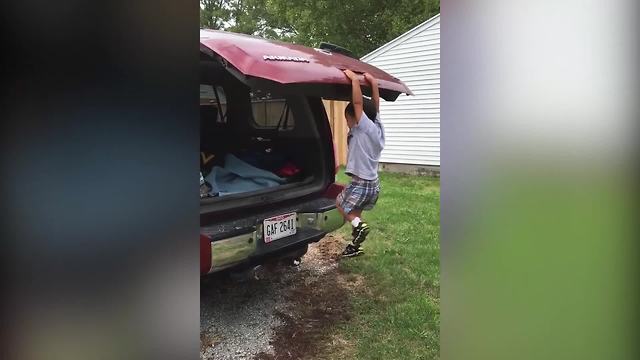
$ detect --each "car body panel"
[200,29,412,101]
[202,200,344,274]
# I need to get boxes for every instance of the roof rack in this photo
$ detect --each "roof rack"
[318,42,356,59]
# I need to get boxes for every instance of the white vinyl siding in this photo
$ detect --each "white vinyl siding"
[362,15,440,166]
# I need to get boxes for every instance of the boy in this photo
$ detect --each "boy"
[337,69,384,257]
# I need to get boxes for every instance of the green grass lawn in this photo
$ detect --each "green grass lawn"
[331,169,440,359]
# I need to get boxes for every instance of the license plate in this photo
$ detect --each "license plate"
[263,212,297,243]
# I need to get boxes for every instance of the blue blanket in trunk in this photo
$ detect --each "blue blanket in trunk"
[206,154,286,196]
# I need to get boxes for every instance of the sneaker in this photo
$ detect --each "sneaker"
[341,244,363,258]
[351,222,370,246]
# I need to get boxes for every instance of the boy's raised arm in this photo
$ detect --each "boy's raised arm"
[363,73,380,115]
[343,69,363,123]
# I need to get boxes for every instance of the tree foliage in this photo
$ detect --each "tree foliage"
[200,0,439,57]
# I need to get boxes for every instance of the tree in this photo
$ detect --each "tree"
[200,0,232,30]
[200,0,440,57]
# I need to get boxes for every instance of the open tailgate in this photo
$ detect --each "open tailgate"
[200,30,412,101]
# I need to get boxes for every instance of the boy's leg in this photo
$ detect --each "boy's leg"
[339,208,369,258]
[342,209,360,222]
[337,182,370,257]
[337,201,368,243]
[337,209,363,257]
[349,209,370,247]
[340,178,379,257]
[351,178,380,247]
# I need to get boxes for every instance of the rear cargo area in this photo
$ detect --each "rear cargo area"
[200,60,328,208]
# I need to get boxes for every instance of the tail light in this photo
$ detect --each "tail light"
[200,234,212,275]
[323,183,345,199]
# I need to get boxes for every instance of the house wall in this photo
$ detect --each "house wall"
[362,15,440,166]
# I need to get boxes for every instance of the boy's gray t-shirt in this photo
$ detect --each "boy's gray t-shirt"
[345,112,385,181]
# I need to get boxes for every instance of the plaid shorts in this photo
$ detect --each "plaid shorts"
[337,177,380,214]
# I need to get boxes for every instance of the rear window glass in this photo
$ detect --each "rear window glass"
[250,90,295,130]
[200,84,228,123]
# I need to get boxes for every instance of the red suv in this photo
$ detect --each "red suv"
[199,30,411,275]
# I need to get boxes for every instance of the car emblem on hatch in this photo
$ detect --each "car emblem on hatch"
[263,55,310,63]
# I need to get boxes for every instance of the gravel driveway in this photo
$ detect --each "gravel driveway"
[200,234,357,360]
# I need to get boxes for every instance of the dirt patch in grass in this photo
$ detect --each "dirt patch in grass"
[255,234,359,360]
[304,233,344,266]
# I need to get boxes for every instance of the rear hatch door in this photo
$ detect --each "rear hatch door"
[200,30,412,101]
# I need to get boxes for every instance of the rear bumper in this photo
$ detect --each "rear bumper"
[203,206,344,274]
